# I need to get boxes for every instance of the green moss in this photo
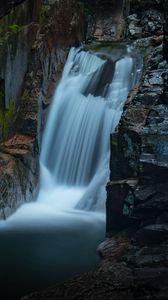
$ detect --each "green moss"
[112,137,118,146]
[40,4,50,23]
[0,97,14,139]
[8,24,23,33]
[0,23,22,39]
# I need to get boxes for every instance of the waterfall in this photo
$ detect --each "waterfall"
[38,47,136,212]
[0,46,142,299]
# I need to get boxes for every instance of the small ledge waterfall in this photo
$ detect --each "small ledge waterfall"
[0,46,142,299]
[39,47,137,212]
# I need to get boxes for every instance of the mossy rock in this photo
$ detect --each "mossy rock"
[0,97,14,139]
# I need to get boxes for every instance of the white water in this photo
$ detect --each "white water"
[0,46,141,299]
[37,47,133,213]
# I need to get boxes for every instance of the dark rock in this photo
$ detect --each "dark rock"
[125,244,168,268]
[136,224,168,245]
[127,14,140,23]
[127,14,142,38]
[141,9,163,36]
[163,1,168,61]
[106,180,140,234]
[0,0,26,18]
[134,266,168,288]
[127,7,164,39]
[134,185,157,202]
[110,130,142,181]
[0,134,38,219]
[133,92,159,106]
[157,211,168,224]
[151,35,163,46]
[133,193,168,225]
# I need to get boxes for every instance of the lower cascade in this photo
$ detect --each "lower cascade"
[0,46,142,299]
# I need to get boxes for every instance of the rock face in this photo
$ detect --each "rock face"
[163,0,168,61]
[0,135,38,218]
[104,0,168,298]
[0,0,85,218]
[0,0,26,17]
[0,0,41,218]
[107,1,168,236]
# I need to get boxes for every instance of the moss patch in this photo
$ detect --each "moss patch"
[0,97,14,139]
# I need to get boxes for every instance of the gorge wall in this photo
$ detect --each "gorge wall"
[104,0,168,299]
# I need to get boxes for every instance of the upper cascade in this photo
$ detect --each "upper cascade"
[40,46,141,209]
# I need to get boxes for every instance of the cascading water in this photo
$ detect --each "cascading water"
[0,45,142,299]
[38,47,136,212]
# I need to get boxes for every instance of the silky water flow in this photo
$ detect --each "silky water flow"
[0,46,142,299]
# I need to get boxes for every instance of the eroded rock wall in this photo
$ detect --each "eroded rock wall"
[0,0,42,218]
[107,0,168,236]
[104,2,168,298]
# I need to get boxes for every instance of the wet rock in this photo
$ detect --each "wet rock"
[127,14,140,23]
[132,37,152,48]
[134,185,157,202]
[142,71,164,91]
[106,180,140,235]
[151,35,163,46]
[110,130,142,181]
[97,237,130,260]
[127,14,142,38]
[158,60,168,69]
[133,92,159,106]
[127,7,164,39]
[129,24,142,38]
[141,9,163,36]
[103,4,168,298]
